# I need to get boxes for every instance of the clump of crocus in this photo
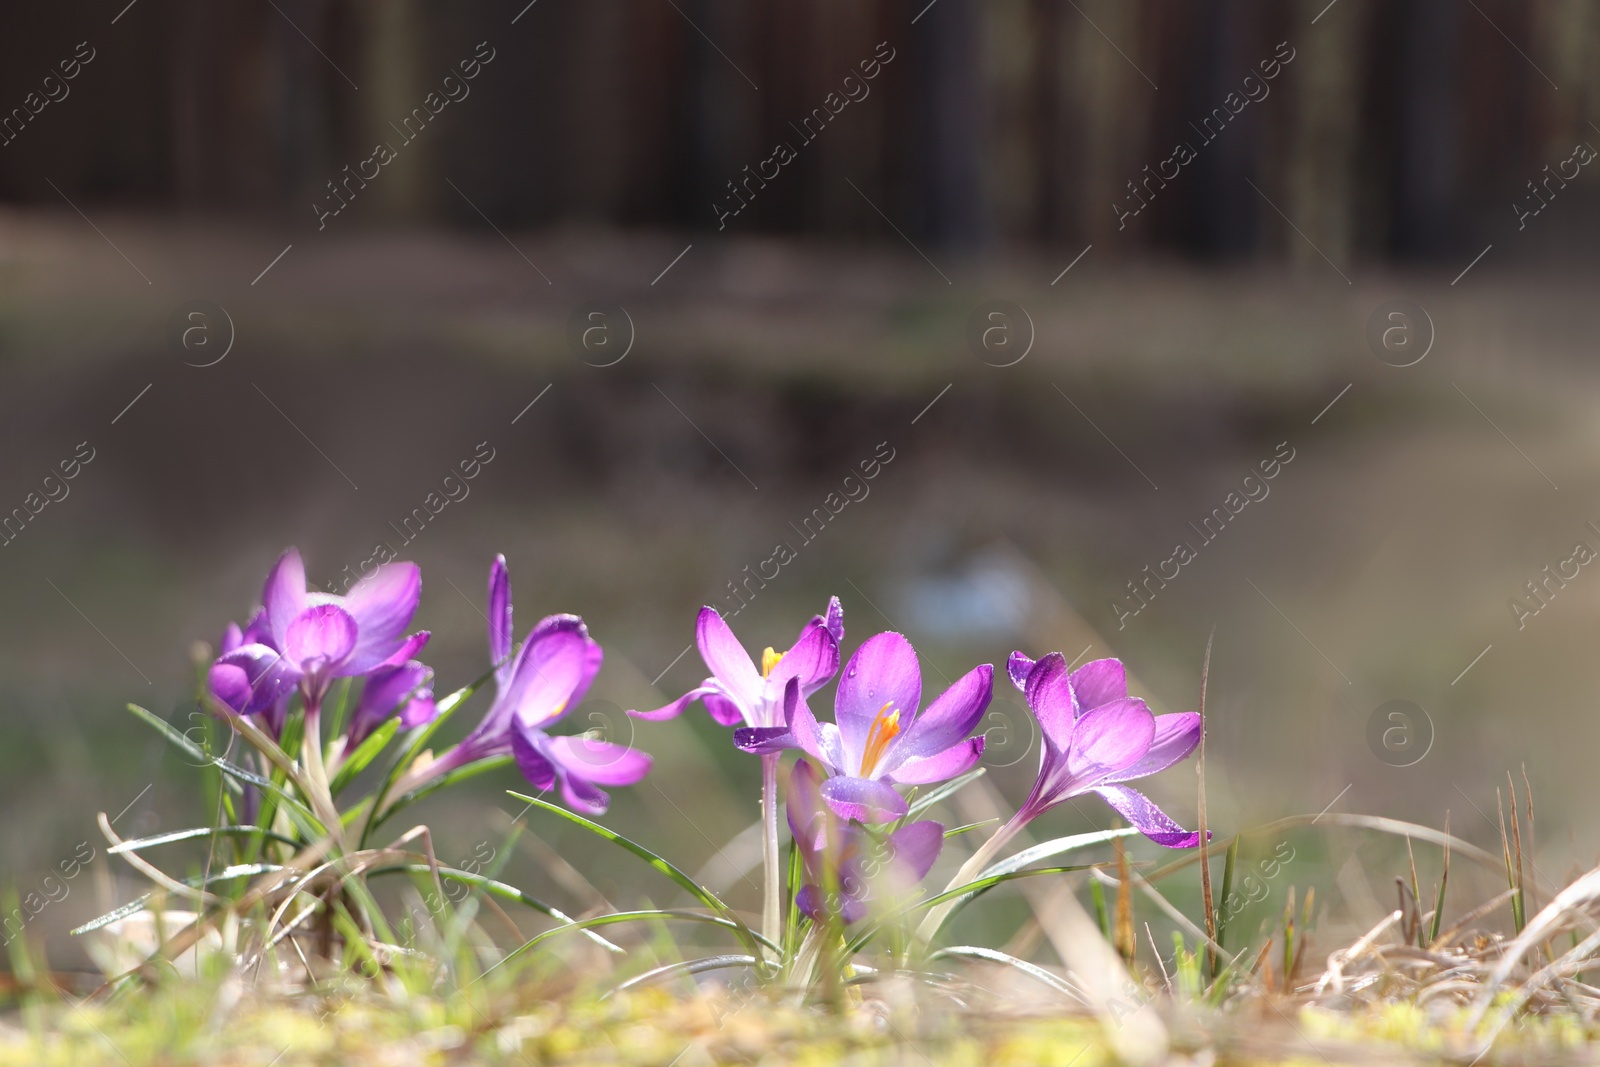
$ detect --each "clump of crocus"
[206,548,431,725]
[787,759,943,925]
[915,650,1203,945]
[1002,651,1203,847]
[769,631,992,823]
[414,555,649,815]
[628,598,844,744]
[630,598,846,946]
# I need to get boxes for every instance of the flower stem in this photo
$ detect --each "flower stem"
[913,814,1025,947]
[300,701,343,849]
[761,752,782,964]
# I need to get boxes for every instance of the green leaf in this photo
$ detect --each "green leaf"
[491,909,778,975]
[853,864,1097,953]
[329,718,401,797]
[609,954,759,997]
[70,864,281,936]
[361,667,496,847]
[506,790,762,959]
[905,767,986,819]
[107,825,300,854]
[127,704,241,795]
[210,756,324,840]
[980,827,1142,881]
[930,945,1084,1001]
[367,863,623,955]
[368,756,513,838]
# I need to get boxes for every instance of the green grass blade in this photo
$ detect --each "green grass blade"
[506,790,762,959]
[905,768,987,819]
[127,704,242,794]
[329,718,402,797]
[369,863,623,954]
[609,954,759,997]
[368,756,513,838]
[70,863,282,935]
[930,946,1084,1002]
[978,827,1141,881]
[107,825,300,854]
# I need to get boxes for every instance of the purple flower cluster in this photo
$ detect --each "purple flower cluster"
[633,600,1205,922]
[205,549,648,816]
[205,551,1203,920]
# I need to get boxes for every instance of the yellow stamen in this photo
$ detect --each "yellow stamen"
[859,702,902,776]
[761,646,783,678]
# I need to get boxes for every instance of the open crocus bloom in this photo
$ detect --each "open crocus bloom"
[1007,651,1204,847]
[629,600,844,752]
[781,631,991,823]
[787,759,943,925]
[431,556,649,815]
[207,548,430,717]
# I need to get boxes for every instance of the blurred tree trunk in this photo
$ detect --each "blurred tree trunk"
[1073,0,1151,246]
[1286,0,1367,269]
[914,0,984,247]
[1390,0,1459,258]
[359,0,428,220]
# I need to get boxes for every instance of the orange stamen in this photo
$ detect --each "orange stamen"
[761,646,783,678]
[859,702,902,776]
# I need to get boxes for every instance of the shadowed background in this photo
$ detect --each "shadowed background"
[2,0,1598,967]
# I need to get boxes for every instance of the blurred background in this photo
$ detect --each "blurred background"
[4,0,1600,966]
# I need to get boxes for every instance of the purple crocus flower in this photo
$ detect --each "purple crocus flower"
[1005,651,1203,847]
[776,632,992,824]
[629,600,844,749]
[425,555,649,815]
[342,660,437,750]
[207,548,430,719]
[787,759,944,925]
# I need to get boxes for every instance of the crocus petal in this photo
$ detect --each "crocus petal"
[887,736,985,785]
[1070,658,1128,712]
[1067,698,1156,781]
[1093,784,1205,848]
[884,664,992,768]
[542,734,652,787]
[1023,653,1079,750]
[262,549,308,647]
[1006,650,1035,691]
[366,630,430,673]
[767,620,840,696]
[786,689,838,770]
[835,632,922,770]
[348,660,433,741]
[488,555,514,686]
[887,820,945,882]
[341,562,423,672]
[821,596,845,643]
[695,607,762,708]
[400,693,438,728]
[509,726,557,791]
[284,604,359,672]
[1103,712,1202,783]
[733,726,796,754]
[820,775,908,823]
[208,644,298,715]
[628,683,717,721]
[785,758,827,847]
[500,616,594,728]
[558,772,612,816]
[702,692,747,727]
[220,622,244,656]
